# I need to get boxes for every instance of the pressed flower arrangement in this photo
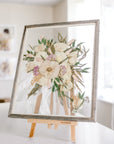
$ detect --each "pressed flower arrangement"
[23,33,90,113]
[9,20,99,122]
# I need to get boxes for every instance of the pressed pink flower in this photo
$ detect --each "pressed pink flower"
[33,66,39,76]
[35,57,43,62]
[26,54,34,57]
[60,65,67,75]
[47,54,56,61]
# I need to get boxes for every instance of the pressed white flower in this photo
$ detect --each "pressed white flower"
[37,76,48,86]
[62,64,72,81]
[68,52,77,65]
[54,43,68,52]
[39,60,60,79]
[55,52,67,64]
[26,61,38,73]
[34,44,45,52]
[61,80,73,92]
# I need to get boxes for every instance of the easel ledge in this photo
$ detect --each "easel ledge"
[28,119,77,142]
[28,119,77,125]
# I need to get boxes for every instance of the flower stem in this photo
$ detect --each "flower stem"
[59,57,68,64]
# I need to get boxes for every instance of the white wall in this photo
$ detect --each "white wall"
[0,3,53,98]
[97,100,113,129]
[53,0,67,22]
[67,0,101,21]
[0,3,53,55]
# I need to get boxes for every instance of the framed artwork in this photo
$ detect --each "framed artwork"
[0,26,14,52]
[0,57,16,80]
[9,20,99,122]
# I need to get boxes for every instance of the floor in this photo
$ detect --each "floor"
[0,103,114,144]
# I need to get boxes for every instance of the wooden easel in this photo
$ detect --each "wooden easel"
[28,89,77,142]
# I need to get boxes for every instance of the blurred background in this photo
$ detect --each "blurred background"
[0,0,114,133]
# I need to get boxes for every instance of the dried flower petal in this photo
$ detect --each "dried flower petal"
[54,43,68,52]
[47,54,56,61]
[33,66,39,76]
[68,39,75,46]
[26,54,34,57]
[31,74,42,85]
[60,65,67,75]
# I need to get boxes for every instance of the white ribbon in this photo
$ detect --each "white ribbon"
[39,86,51,115]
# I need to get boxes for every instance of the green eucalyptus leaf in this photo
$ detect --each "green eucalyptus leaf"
[58,90,61,97]
[34,52,36,56]
[25,57,34,62]
[54,81,59,90]
[72,40,76,47]
[77,42,84,47]
[51,39,53,42]
[44,39,46,45]
[28,44,34,50]
[83,67,90,70]
[82,92,85,98]
[61,91,65,96]
[42,38,46,45]
[78,92,85,99]
[76,48,80,51]
[40,55,45,60]
[81,70,88,73]
[55,77,60,83]
[27,50,30,54]
[52,85,55,92]
[61,91,73,101]
[75,62,80,66]
[38,40,42,44]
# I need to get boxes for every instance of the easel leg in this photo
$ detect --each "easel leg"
[50,93,53,114]
[29,94,42,138]
[71,125,76,142]
[48,93,53,129]
[54,124,58,130]
[29,123,36,137]
[63,96,69,115]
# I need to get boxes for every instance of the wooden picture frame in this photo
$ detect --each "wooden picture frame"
[8,20,99,122]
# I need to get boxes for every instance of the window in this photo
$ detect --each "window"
[98,2,114,102]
